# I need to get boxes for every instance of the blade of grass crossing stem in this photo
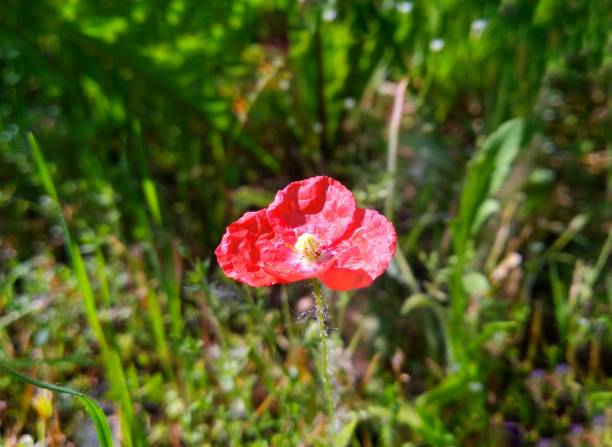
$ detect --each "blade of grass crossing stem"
[0,360,113,447]
[28,132,139,447]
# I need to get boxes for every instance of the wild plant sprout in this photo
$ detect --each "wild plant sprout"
[215,176,397,428]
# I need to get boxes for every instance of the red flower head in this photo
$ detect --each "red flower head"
[215,176,397,290]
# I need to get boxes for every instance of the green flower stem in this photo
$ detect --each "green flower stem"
[312,279,335,426]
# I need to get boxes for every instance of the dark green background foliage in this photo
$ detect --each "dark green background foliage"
[0,0,610,445]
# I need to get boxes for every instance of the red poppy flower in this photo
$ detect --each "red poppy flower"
[215,176,397,290]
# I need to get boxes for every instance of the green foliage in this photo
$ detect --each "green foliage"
[0,359,114,447]
[29,132,141,446]
[1,0,610,445]
[453,118,524,259]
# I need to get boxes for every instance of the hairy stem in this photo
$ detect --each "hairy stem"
[312,279,335,426]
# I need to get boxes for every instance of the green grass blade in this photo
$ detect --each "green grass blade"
[142,178,163,226]
[146,288,171,371]
[549,263,568,347]
[27,132,60,203]
[335,417,358,447]
[453,118,524,257]
[448,118,525,359]
[71,243,110,354]
[28,132,139,446]
[107,350,139,447]
[76,396,114,447]
[0,359,114,447]
[29,131,109,353]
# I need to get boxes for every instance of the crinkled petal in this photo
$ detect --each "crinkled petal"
[214,210,281,287]
[256,231,335,282]
[266,176,357,246]
[320,209,397,290]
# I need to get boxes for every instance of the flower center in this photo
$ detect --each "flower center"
[294,233,320,262]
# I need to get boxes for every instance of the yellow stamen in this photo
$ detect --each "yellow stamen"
[294,233,320,262]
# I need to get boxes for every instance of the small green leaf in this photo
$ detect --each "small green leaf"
[142,178,163,226]
[335,417,359,447]
[462,271,490,296]
[471,198,499,235]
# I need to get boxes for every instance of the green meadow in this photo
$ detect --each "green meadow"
[0,1,610,445]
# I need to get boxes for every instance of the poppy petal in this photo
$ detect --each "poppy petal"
[214,210,281,287]
[266,176,357,246]
[320,209,397,290]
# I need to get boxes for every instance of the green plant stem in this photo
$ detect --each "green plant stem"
[312,279,335,427]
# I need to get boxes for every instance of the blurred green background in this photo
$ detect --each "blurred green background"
[0,0,610,445]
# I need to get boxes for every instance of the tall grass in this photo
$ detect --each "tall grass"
[29,133,142,447]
